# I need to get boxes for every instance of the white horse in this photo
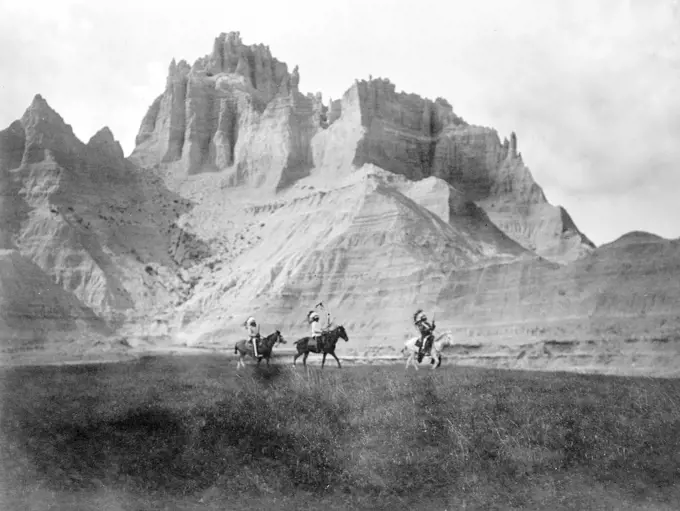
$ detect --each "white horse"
[402,333,453,371]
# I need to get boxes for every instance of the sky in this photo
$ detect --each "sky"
[0,0,678,245]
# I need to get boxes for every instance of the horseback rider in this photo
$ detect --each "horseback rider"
[244,316,261,357]
[308,302,330,351]
[308,310,323,351]
[413,309,436,362]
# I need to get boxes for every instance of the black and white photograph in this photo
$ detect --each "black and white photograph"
[1,0,679,509]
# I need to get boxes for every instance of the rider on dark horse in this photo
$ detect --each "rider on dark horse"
[414,309,436,362]
[308,302,330,351]
[244,316,261,357]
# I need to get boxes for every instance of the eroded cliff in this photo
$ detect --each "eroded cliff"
[132,39,593,264]
[0,95,209,346]
[131,32,321,192]
[328,78,595,262]
[120,32,675,354]
[2,31,677,371]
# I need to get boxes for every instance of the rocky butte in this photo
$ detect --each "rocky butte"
[1,31,678,375]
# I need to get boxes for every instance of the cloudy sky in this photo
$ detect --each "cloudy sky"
[1,0,678,245]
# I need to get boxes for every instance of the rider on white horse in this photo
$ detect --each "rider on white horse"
[245,316,261,357]
[413,309,436,362]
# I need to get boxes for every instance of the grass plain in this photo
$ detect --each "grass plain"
[1,353,679,510]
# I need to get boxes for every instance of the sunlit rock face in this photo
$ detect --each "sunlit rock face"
[131,34,593,263]
[0,95,206,339]
[131,32,320,192]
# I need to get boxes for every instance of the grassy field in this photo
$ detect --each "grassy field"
[1,354,680,510]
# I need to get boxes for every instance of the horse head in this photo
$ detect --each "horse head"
[275,329,287,345]
[335,324,349,342]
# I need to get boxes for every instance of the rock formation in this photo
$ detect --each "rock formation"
[0,95,209,350]
[1,32,678,371]
[0,249,109,355]
[132,46,593,263]
[131,32,320,192]
[168,165,541,346]
[315,78,594,262]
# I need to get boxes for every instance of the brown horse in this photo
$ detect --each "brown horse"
[293,324,349,369]
[234,330,286,369]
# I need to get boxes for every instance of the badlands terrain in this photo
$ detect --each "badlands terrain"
[1,31,679,375]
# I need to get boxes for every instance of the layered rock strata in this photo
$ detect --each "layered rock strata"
[132,37,593,263]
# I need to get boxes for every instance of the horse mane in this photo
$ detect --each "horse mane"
[262,330,281,340]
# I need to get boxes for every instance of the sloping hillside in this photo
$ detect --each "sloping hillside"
[162,165,537,348]
[0,96,211,353]
[0,249,109,355]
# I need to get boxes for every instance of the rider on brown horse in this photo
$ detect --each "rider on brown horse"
[413,309,436,362]
[308,310,323,351]
[244,316,261,357]
[308,302,332,351]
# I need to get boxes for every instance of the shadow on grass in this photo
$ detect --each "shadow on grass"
[3,363,350,497]
[22,407,189,492]
[250,363,285,386]
[2,359,680,509]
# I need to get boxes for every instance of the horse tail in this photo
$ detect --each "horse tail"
[234,344,238,354]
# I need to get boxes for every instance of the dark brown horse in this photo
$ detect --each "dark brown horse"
[234,330,286,369]
[293,325,349,368]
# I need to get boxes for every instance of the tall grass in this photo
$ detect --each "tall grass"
[1,356,679,509]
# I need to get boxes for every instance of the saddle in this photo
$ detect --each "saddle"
[311,334,323,348]
[416,334,434,362]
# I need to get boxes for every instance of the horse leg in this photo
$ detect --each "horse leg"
[409,352,418,371]
[321,353,327,369]
[302,352,309,367]
[293,351,300,366]
[330,352,341,369]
